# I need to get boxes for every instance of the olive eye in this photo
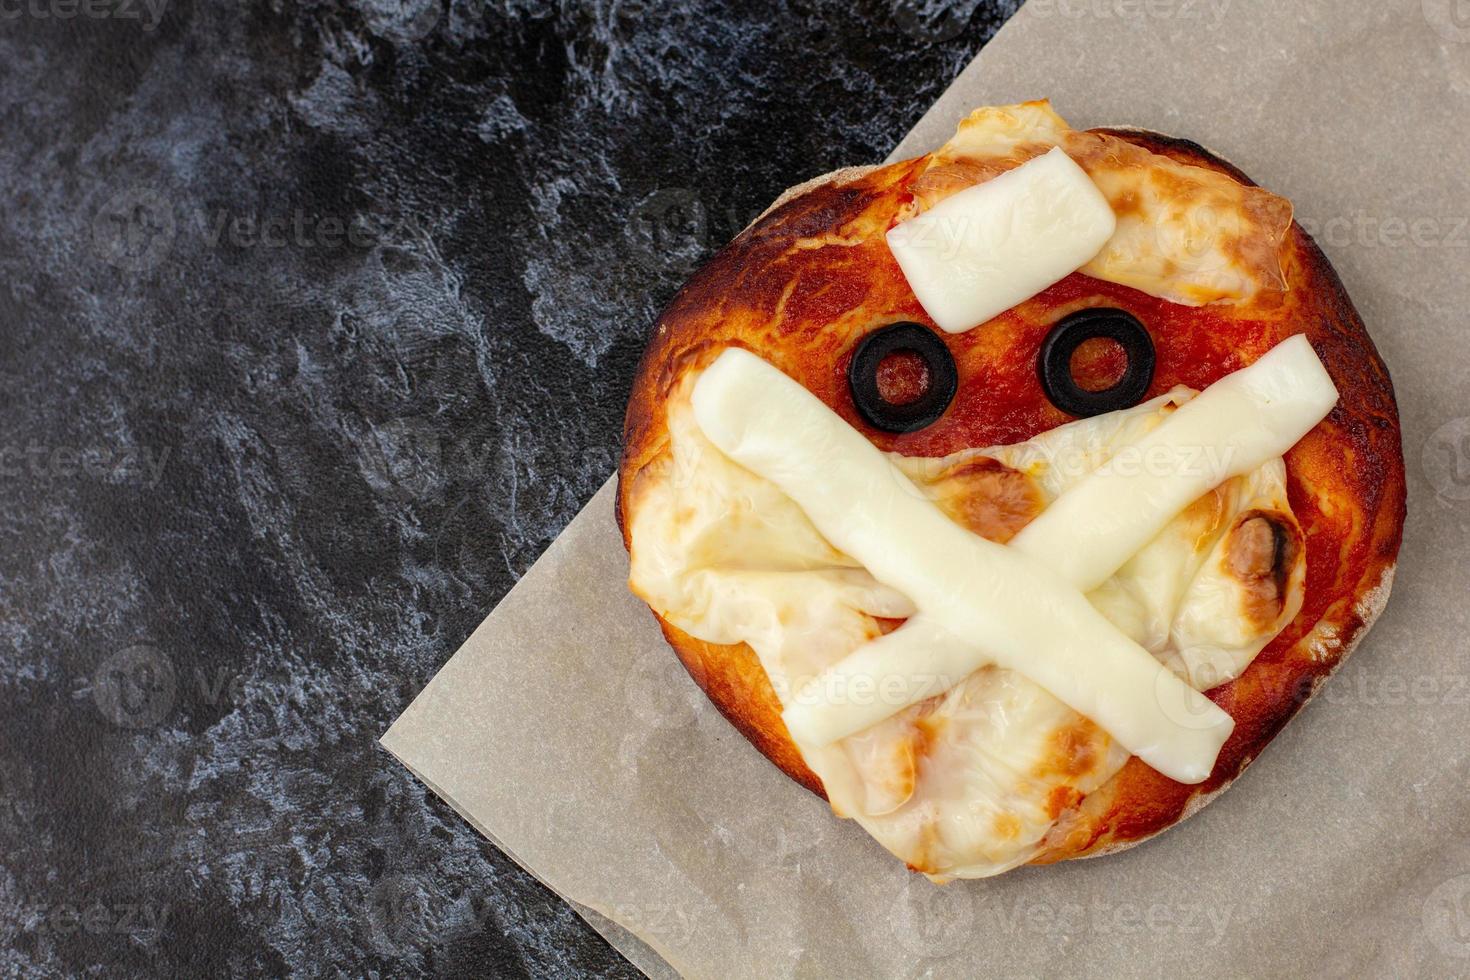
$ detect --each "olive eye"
[847,322,959,433]
[1038,307,1156,417]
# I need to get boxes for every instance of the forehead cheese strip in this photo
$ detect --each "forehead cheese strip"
[691,348,1234,785]
[909,101,1294,306]
[885,147,1115,334]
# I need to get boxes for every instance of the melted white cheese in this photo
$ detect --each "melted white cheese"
[627,360,1307,878]
[885,147,1116,333]
[691,348,1234,785]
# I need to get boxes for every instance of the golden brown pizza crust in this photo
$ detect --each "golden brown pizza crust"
[616,126,1406,866]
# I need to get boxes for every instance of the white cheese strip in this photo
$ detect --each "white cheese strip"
[1008,334,1338,593]
[692,348,1233,784]
[885,147,1116,334]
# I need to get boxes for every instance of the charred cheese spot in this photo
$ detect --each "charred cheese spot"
[920,456,1045,543]
[876,730,919,813]
[1226,511,1302,630]
[1112,188,1143,218]
[913,710,946,757]
[1036,719,1104,781]
[1046,785,1085,820]
[874,616,906,636]
[1178,483,1231,547]
[906,821,945,877]
[993,813,1024,841]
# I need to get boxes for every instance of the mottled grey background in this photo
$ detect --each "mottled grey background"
[0,0,1019,974]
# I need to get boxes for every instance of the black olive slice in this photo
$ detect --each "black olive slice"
[1038,308,1156,418]
[847,322,958,434]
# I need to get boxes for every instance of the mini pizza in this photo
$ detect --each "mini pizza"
[616,101,1405,879]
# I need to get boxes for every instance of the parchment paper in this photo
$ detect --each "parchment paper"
[383,2,1470,975]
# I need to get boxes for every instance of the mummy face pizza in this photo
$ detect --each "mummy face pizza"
[616,102,1405,879]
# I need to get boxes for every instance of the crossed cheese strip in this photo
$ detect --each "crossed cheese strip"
[691,336,1337,784]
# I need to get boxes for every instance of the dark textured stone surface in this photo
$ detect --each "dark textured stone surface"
[0,0,1018,974]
